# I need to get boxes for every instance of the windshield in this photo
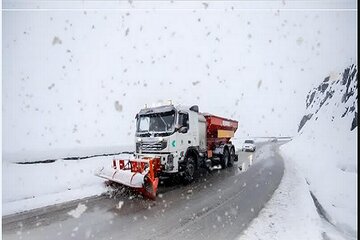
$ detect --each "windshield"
[137,111,176,133]
[245,140,254,144]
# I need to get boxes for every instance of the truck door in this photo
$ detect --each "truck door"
[177,111,191,150]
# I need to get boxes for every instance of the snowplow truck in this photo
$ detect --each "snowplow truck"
[96,104,238,199]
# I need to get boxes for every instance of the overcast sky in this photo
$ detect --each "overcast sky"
[2,0,357,157]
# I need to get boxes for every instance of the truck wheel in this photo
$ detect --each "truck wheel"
[228,148,235,167]
[221,149,230,169]
[183,155,196,183]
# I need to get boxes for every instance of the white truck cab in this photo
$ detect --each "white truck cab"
[135,105,206,175]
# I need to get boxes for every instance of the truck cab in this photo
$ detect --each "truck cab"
[135,103,237,181]
[135,104,206,176]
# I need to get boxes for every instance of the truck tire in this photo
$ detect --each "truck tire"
[228,147,235,167]
[183,155,196,183]
[221,148,230,169]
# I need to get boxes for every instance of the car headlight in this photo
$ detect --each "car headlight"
[137,138,142,142]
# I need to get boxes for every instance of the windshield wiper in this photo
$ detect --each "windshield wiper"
[158,115,168,130]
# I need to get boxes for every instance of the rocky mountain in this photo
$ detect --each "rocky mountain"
[298,64,357,132]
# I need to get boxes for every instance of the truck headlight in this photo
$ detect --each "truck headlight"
[137,138,142,142]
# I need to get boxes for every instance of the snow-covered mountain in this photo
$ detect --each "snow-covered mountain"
[298,64,357,132]
[281,65,358,238]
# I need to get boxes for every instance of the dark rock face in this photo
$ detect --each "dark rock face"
[349,105,355,113]
[306,91,316,108]
[320,83,329,93]
[298,113,313,132]
[341,67,350,85]
[351,112,357,131]
[342,107,349,118]
[319,90,335,110]
[342,66,357,103]
[317,80,329,93]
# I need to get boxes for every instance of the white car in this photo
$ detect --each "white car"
[242,140,256,152]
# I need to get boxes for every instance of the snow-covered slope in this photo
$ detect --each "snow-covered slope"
[281,65,358,238]
[239,65,357,240]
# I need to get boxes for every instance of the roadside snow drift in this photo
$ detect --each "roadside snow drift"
[239,149,323,240]
[281,65,358,238]
[2,153,133,216]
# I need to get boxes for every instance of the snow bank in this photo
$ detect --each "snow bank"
[281,65,358,238]
[2,153,133,216]
[238,152,323,240]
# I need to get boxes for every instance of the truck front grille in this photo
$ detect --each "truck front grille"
[136,141,167,152]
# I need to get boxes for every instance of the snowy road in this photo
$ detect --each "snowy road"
[2,142,285,240]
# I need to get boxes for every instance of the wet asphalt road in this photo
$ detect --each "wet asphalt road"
[2,142,285,240]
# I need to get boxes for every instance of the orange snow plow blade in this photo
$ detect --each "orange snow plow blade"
[96,157,161,199]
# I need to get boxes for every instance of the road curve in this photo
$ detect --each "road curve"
[2,142,285,240]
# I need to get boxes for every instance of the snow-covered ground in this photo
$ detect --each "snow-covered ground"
[239,150,324,240]
[2,152,133,216]
[238,65,358,239]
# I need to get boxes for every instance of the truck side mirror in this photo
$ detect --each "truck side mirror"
[179,126,188,133]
